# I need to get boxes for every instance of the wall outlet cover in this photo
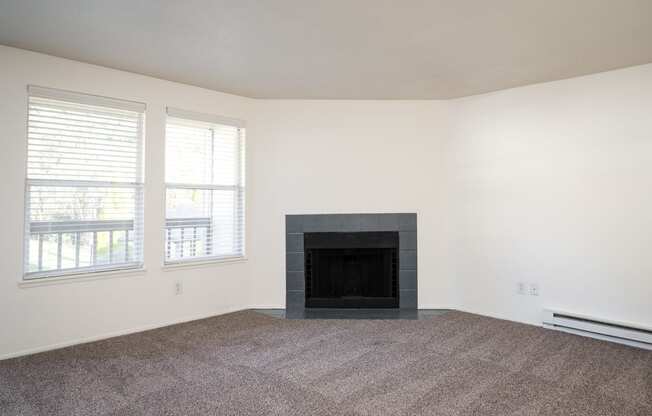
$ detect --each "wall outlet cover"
[529,283,539,296]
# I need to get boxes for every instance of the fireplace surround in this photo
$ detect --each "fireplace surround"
[286,213,417,316]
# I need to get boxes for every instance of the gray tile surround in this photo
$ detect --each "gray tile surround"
[285,213,417,314]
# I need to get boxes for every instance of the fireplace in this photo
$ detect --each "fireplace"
[304,232,398,308]
[285,213,417,315]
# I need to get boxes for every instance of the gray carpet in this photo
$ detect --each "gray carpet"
[1,310,650,415]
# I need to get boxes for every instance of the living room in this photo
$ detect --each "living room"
[0,1,650,415]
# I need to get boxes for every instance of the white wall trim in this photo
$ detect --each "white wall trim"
[18,268,148,289]
[452,306,542,327]
[417,304,455,310]
[0,306,245,361]
[162,257,248,272]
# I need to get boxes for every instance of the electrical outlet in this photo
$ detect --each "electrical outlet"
[174,281,183,295]
[517,282,526,295]
[529,283,539,296]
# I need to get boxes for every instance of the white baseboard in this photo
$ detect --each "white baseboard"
[0,306,245,361]
[451,306,541,327]
[417,304,454,310]
[248,304,285,309]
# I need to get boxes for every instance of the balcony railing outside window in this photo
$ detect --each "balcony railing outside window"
[27,219,136,278]
[27,217,212,277]
[165,217,212,261]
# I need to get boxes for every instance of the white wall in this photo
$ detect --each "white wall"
[247,65,652,329]
[2,45,651,358]
[247,100,455,309]
[0,46,254,359]
[446,64,652,326]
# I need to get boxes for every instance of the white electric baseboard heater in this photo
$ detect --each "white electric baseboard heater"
[542,309,652,350]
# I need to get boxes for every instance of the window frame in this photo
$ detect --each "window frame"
[163,107,246,266]
[22,85,146,281]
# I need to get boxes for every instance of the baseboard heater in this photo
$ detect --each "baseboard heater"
[542,309,652,350]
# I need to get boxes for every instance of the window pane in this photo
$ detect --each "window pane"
[211,189,237,256]
[212,124,239,186]
[95,231,110,265]
[60,233,76,269]
[28,97,140,182]
[28,234,40,273]
[165,113,245,264]
[165,188,243,261]
[78,232,94,267]
[28,185,138,222]
[165,188,212,261]
[166,119,242,186]
[24,89,144,279]
[165,123,213,184]
[41,234,59,271]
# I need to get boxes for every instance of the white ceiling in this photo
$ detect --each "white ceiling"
[1,0,651,99]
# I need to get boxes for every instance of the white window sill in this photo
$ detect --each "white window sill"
[18,268,147,288]
[162,257,248,272]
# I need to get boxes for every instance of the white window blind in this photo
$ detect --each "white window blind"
[165,108,245,263]
[24,86,145,279]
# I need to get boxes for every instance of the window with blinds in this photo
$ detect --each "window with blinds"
[165,108,245,263]
[24,86,145,279]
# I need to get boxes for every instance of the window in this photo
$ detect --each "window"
[24,86,145,279]
[164,108,245,264]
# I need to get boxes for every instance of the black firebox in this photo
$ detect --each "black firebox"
[304,232,399,308]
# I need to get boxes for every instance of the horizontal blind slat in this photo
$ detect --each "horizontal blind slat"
[28,129,141,145]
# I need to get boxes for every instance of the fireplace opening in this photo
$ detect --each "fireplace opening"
[304,232,399,308]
